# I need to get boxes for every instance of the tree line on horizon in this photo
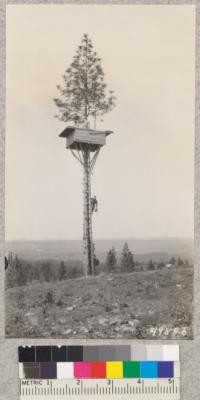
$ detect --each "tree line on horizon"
[5,242,191,289]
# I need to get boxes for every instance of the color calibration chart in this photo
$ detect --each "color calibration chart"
[18,345,180,399]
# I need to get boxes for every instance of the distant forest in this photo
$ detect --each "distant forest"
[5,242,192,289]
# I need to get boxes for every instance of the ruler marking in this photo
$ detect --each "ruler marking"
[19,378,181,399]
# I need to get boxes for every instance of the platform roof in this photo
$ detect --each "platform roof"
[59,126,113,138]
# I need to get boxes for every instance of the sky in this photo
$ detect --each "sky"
[5,4,195,241]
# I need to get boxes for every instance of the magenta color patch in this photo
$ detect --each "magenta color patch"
[74,362,91,378]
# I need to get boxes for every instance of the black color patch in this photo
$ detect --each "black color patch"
[52,346,67,361]
[18,347,35,362]
[67,346,83,361]
[36,346,52,362]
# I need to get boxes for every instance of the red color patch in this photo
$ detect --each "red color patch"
[91,362,106,378]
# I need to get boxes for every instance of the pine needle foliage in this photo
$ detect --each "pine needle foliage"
[54,33,116,127]
[121,242,135,272]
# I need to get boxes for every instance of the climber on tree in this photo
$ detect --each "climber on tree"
[91,195,98,213]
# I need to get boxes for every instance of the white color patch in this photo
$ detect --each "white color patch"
[57,362,74,379]
[19,363,25,379]
[146,345,163,361]
[163,345,179,361]
[174,362,181,378]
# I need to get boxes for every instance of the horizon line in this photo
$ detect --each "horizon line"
[5,236,193,242]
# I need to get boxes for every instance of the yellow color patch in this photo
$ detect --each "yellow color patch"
[106,362,123,379]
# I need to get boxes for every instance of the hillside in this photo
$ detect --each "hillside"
[5,265,193,339]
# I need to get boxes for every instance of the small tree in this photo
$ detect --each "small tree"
[106,247,117,272]
[148,259,154,270]
[169,256,176,265]
[158,261,165,269]
[177,257,184,267]
[59,261,67,281]
[121,242,135,272]
[54,33,116,128]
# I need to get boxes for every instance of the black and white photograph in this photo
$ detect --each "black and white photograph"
[5,4,194,339]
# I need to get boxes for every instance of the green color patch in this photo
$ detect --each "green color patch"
[123,362,140,378]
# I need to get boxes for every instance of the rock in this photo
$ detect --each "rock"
[128,319,140,327]
[80,327,89,333]
[98,317,108,325]
[63,328,72,335]
[58,318,66,325]
[128,320,135,327]
[122,303,129,308]
[148,310,155,316]
[109,317,119,326]
[67,306,75,311]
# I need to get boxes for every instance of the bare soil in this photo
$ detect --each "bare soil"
[5,266,193,339]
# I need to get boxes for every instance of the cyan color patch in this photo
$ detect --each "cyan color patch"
[140,362,158,378]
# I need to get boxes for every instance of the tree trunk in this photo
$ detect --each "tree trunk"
[82,148,94,276]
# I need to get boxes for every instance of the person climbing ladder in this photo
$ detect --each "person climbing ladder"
[91,195,98,213]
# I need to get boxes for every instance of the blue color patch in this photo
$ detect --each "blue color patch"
[140,362,158,378]
[158,362,174,378]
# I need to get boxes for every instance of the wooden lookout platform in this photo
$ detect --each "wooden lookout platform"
[59,126,113,152]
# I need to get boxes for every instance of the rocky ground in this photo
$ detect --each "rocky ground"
[5,266,193,339]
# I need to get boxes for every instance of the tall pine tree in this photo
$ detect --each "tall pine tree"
[121,242,135,272]
[54,33,116,128]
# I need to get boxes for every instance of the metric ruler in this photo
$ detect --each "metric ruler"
[19,378,180,399]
